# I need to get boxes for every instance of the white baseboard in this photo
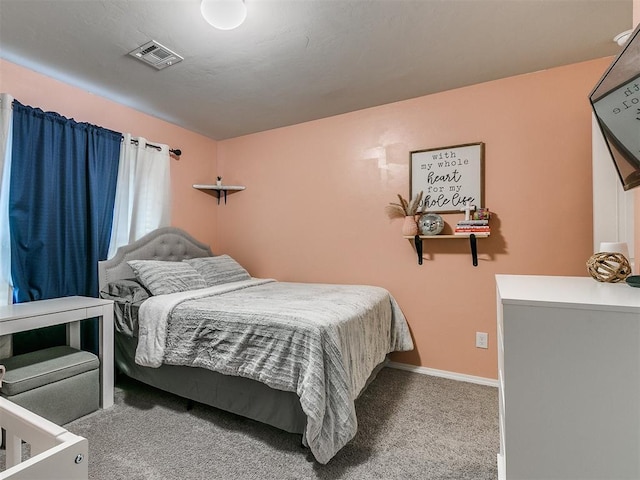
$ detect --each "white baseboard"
[386,361,499,388]
[497,453,506,480]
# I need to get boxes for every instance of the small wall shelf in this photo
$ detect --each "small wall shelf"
[193,184,246,205]
[404,233,489,266]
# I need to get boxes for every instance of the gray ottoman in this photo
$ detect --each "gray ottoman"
[1,345,100,426]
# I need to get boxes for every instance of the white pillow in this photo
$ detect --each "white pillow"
[127,260,207,295]
[184,255,250,287]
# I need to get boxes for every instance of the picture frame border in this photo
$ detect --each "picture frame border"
[410,142,485,214]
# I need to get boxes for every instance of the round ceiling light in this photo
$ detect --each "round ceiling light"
[201,0,247,30]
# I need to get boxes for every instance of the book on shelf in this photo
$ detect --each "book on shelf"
[454,226,491,232]
[456,219,489,226]
[454,228,490,235]
[454,230,490,236]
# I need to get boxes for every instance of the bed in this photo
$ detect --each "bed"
[97,227,413,464]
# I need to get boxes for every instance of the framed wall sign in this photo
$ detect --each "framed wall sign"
[410,142,484,213]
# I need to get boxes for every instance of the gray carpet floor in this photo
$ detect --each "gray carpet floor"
[6,368,499,479]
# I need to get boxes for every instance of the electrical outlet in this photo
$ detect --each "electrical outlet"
[476,332,488,349]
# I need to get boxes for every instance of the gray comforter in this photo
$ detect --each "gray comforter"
[135,279,413,464]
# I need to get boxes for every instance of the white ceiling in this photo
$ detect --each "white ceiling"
[0,0,633,140]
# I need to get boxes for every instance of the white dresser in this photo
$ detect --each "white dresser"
[496,275,640,479]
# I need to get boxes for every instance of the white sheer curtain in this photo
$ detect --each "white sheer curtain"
[0,94,13,299]
[107,134,171,258]
[0,93,14,357]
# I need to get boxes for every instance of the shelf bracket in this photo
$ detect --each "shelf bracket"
[469,233,478,266]
[215,190,228,205]
[414,235,423,265]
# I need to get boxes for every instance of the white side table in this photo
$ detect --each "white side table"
[0,296,114,408]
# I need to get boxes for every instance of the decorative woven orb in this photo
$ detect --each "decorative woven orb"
[418,213,444,236]
[586,252,632,282]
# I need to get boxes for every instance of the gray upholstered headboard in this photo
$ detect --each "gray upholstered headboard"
[98,227,213,291]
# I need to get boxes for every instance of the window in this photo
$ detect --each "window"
[592,114,635,269]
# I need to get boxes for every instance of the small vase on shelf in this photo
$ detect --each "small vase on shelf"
[216,176,222,187]
[384,192,423,236]
[401,216,418,236]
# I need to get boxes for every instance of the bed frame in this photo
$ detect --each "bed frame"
[97,227,307,434]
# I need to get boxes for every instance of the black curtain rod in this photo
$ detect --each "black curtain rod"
[127,137,181,157]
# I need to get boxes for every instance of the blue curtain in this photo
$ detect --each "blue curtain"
[10,101,120,354]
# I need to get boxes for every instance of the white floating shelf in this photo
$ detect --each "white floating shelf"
[193,184,246,191]
[403,234,489,239]
[193,184,245,204]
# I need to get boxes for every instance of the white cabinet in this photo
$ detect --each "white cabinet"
[496,275,640,479]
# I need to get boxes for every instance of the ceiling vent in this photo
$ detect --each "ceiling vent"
[128,40,183,70]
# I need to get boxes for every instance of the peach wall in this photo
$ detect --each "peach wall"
[0,55,613,379]
[217,58,611,379]
[0,59,219,249]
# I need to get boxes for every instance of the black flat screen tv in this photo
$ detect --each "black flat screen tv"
[590,23,640,191]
